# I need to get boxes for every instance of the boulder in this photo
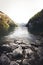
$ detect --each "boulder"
[12,47,23,60]
[12,51,23,60]
[0,45,12,53]
[0,54,10,65]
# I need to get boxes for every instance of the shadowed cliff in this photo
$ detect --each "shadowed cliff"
[26,9,43,35]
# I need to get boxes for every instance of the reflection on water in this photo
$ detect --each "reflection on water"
[2,27,43,44]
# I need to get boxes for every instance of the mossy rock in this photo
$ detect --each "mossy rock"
[26,9,43,35]
[0,11,17,37]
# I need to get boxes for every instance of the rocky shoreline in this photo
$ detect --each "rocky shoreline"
[0,39,43,65]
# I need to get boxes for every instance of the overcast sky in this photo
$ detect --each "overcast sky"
[0,0,43,24]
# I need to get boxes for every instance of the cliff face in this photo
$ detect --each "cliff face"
[0,11,17,36]
[26,9,43,35]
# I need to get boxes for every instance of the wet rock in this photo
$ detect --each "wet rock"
[12,51,23,60]
[10,61,19,65]
[7,47,23,60]
[15,40,26,45]
[37,46,43,60]
[9,43,19,50]
[29,58,39,65]
[13,47,23,60]
[16,60,22,64]
[21,45,31,49]
[23,58,40,65]
[20,45,32,58]
[14,39,17,43]
[6,53,13,60]
[0,54,10,65]
[13,46,22,54]
[23,59,30,65]
[15,40,22,44]
[26,48,33,54]
[0,45,12,53]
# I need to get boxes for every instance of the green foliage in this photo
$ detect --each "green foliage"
[0,11,17,37]
[30,9,43,21]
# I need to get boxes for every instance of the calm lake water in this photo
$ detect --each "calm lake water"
[2,26,43,44]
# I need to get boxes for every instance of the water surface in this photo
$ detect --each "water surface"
[2,26,43,44]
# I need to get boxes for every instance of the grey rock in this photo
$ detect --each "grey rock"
[10,61,19,65]
[12,51,23,60]
[7,47,23,60]
[13,46,22,54]
[16,60,22,64]
[0,54,10,65]
[23,58,36,65]
[23,59,30,65]
[6,53,13,60]
[0,45,12,53]
[9,43,19,50]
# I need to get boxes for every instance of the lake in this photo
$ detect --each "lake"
[2,26,43,45]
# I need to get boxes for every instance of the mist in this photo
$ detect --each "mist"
[0,0,43,24]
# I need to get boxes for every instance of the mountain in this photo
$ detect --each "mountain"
[19,23,26,27]
[26,9,43,35]
[0,11,17,36]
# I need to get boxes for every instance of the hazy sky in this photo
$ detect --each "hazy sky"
[0,0,43,24]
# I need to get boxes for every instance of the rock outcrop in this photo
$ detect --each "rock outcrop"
[26,9,43,35]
